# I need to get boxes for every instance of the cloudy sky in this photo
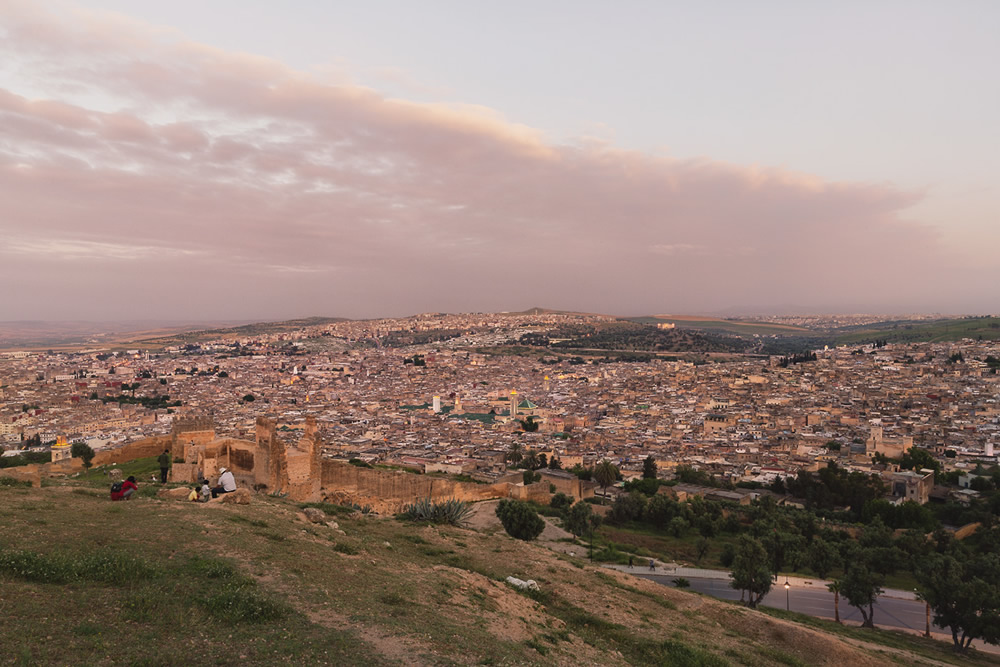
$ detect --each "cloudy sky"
[1,0,997,321]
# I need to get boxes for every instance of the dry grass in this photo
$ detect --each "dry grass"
[1,482,994,666]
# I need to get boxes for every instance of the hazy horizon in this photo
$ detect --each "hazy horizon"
[2,1,998,321]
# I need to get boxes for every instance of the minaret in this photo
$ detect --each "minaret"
[510,390,518,417]
[51,436,72,463]
[454,394,462,413]
[543,375,550,392]
[432,396,441,413]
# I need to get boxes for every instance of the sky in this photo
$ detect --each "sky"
[1,0,998,321]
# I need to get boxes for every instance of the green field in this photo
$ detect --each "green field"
[834,317,1000,345]
[626,316,813,337]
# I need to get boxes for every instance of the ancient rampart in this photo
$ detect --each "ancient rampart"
[92,435,172,467]
[319,461,510,512]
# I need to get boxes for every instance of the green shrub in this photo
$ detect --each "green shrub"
[495,499,544,541]
[0,549,76,584]
[300,501,355,516]
[332,542,359,555]
[0,477,32,488]
[550,492,573,511]
[76,551,157,585]
[0,548,154,585]
[183,555,239,580]
[199,582,289,623]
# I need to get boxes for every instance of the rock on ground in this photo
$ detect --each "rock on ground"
[303,507,326,523]
[157,487,193,500]
[220,488,252,505]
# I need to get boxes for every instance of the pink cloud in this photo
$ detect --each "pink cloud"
[0,2,987,320]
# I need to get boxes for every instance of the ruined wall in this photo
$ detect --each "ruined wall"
[169,437,258,486]
[92,435,172,466]
[509,481,552,504]
[0,464,42,488]
[259,417,286,494]
[176,430,217,460]
[319,461,510,512]
[285,416,321,501]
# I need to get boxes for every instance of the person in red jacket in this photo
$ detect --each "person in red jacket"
[121,476,138,500]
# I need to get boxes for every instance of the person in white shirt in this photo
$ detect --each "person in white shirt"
[211,467,237,498]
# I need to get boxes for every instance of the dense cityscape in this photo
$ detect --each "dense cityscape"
[3,312,997,497]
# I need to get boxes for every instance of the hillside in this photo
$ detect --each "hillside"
[1,476,996,666]
[833,317,1000,345]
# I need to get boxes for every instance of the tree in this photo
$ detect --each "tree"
[564,501,594,537]
[608,492,646,525]
[916,552,1000,651]
[668,516,689,538]
[642,455,658,480]
[900,447,941,475]
[522,450,541,470]
[70,441,95,471]
[593,459,618,496]
[695,536,711,565]
[550,492,573,512]
[242,394,255,402]
[519,416,540,432]
[522,469,540,485]
[537,453,547,469]
[841,562,883,628]
[730,535,773,608]
[506,442,523,466]
[809,538,840,580]
[495,499,545,541]
[827,580,842,624]
[547,455,562,470]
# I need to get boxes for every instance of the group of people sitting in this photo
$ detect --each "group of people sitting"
[110,466,237,501]
[184,467,237,502]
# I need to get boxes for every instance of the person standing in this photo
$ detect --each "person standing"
[158,449,171,483]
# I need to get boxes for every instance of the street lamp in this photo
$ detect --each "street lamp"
[784,578,790,611]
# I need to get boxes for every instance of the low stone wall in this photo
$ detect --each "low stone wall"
[0,464,42,488]
[509,481,552,504]
[92,435,172,467]
[319,461,511,512]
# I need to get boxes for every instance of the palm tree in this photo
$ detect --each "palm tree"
[522,450,540,470]
[593,459,619,497]
[827,579,842,624]
[506,442,523,466]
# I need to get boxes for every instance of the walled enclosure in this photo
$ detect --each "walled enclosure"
[76,416,593,510]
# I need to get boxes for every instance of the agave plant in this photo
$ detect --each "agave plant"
[400,497,471,526]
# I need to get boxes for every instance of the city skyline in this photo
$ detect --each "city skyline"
[2,1,998,321]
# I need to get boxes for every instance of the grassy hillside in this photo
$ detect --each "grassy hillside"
[1,475,996,666]
[627,316,811,337]
[834,317,1000,345]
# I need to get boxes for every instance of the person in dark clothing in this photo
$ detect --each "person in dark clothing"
[158,449,171,483]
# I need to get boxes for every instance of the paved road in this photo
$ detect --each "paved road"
[610,570,1000,656]
[634,573,936,633]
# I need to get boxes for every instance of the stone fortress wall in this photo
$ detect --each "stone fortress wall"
[17,414,592,510]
